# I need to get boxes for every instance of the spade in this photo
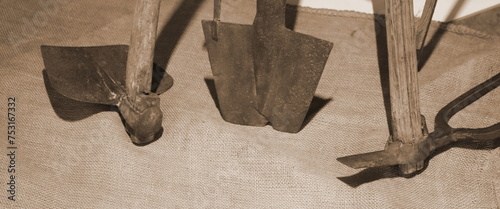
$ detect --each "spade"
[202,0,333,133]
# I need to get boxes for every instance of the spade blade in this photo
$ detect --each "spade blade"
[202,21,268,126]
[254,29,333,133]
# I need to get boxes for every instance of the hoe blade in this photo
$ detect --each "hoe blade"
[41,45,128,105]
[41,45,172,105]
[337,150,400,169]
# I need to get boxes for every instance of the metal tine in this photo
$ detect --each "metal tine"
[433,72,500,142]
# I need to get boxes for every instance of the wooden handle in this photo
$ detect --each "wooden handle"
[416,0,437,52]
[385,0,425,174]
[254,0,286,28]
[125,0,161,97]
[211,0,221,40]
[213,0,220,22]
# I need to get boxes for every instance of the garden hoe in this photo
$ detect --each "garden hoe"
[202,0,333,133]
[41,0,173,145]
[337,0,499,175]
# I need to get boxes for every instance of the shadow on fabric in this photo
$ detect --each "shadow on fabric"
[418,0,465,70]
[154,0,206,70]
[285,4,299,31]
[43,70,115,121]
[372,13,393,135]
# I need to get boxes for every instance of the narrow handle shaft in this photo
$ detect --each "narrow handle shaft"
[213,0,220,21]
[211,0,221,40]
[254,0,286,29]
[125,0,161,97]
[416,0,437,52]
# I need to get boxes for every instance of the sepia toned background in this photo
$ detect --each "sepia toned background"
[1,0,499,207]
[293,0,500,21]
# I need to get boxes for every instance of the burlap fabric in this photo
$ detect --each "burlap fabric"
[1,0,498,208]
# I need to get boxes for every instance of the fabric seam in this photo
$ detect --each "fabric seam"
[288,5,498,41]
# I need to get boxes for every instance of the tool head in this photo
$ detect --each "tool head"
[41,45,172,145]
[338,73,500,174]
[202,0,333,132]
[118,92,163,145]
[337,139,431,169]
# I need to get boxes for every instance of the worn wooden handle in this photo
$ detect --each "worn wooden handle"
[416,0,437,52]
[213,0,220,22]
[385,0,425,174]
[254,0,286,28]
[125,0,161,97]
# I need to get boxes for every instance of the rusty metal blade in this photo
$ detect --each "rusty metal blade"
[41,45,128,105]
[202,20,268,126]
[41,45,172,105]
[337,150,400,169]
[252,0,333,133]
[253,30,333,133]
[202,0,332,132]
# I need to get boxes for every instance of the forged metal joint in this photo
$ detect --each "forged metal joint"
[118,92,163,145]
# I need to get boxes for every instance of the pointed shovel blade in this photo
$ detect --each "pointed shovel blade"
[254,29,333,133]
[202,20,268,126]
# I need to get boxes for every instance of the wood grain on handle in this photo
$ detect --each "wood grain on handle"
[254,0,286,29]
[416,0,437,52]
[125,0,161,97]
[385,0,425,174]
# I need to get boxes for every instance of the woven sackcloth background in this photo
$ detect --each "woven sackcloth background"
[1,0,499,208]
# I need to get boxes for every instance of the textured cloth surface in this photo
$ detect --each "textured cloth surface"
[1,0,499,208]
